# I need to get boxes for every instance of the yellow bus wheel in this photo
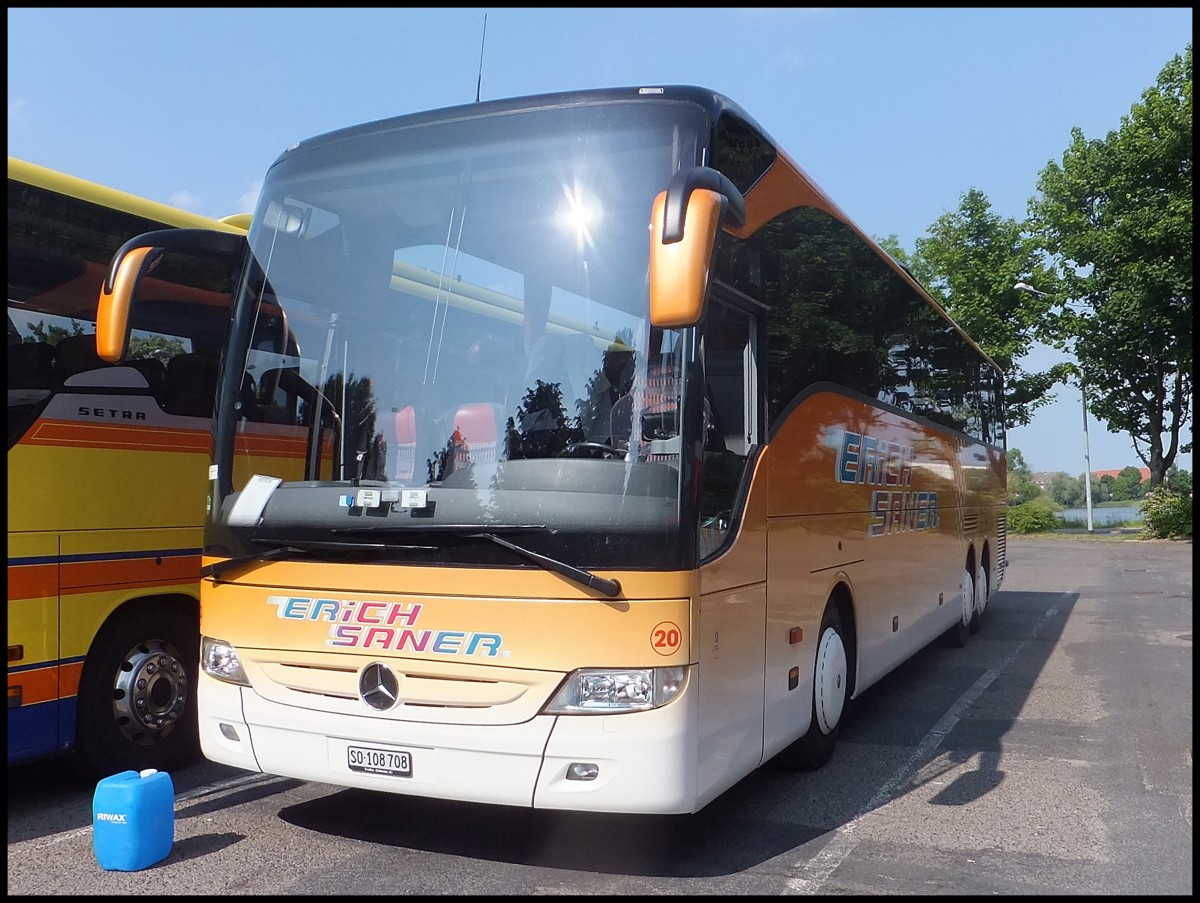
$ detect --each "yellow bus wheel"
[73,601,200,780]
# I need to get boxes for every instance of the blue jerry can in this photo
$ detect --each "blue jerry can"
[92,768,175,871]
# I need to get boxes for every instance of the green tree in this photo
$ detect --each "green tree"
[1110,465,1146,501]
[27,319,86,345]
[128,334,186,361]
[1098,473,1116,502]
[1165,464,1192,495]
[1140,485,1192,538]
[1005,447,1042,505]
[1008,496,1060,533]
[1048,471,1084,507]
[1027,44,1192,488]
[878,189,1072,427]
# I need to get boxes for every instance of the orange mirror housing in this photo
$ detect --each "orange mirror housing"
[648,188,724,328]
[96,245,155,362]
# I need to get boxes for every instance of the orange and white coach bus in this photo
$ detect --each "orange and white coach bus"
[7,156,261,776]
[95,85,1008,814]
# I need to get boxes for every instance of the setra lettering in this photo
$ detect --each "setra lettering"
[78,406,147,421]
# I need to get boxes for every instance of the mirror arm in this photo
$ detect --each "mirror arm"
[101,228,245,295]
[661,167,746,244]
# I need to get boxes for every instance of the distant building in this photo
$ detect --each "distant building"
[1093,467,1151,483]
[1030,467,1150,491]
[1031,471,1055,492]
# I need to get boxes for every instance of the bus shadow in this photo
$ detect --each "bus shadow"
[278,587,1073,878]
[832,587,1076,813]
[4,758,97,842]
[278,784,822,878]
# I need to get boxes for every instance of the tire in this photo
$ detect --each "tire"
[73,601,200,780]
[969,563,989,635]
[943,566,973,648]
[786,602,849,771]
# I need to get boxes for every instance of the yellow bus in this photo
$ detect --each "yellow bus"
[96,86,1008,814]
[6,156,257,777]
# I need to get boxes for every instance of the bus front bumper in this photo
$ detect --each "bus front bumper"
[199,672,700,814]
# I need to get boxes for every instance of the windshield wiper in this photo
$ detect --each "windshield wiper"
[215,528,621,597]
[202,538,437,581]
[470,531,622,598]
[202,545,309,581]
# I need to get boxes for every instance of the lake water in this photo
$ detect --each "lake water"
[1058,505,1143,525]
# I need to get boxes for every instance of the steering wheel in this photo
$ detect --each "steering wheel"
[558,442,623,460]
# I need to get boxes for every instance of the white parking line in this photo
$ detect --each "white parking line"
[174,770,283,804]
[785,605,1058,894]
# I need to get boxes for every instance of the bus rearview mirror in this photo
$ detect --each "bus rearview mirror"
[648,187,724,328]
[96,246,156,362]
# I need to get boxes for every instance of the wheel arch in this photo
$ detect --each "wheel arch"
[84,591,199,665]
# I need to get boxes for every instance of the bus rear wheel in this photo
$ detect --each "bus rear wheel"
[73,601,200,780]
[786,602,848,771]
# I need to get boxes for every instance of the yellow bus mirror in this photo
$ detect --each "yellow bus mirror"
[218,212,253,230]
[96,246,155,362]
[649,187,723,328]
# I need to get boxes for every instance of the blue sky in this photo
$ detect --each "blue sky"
[7,7,1192,476]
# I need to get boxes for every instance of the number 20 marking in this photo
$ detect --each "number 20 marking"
[652,621,682,655]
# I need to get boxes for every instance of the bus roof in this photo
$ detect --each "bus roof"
[280,85,761,160]
[8,155,248,234]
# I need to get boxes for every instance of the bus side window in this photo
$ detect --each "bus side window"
[8,340,55,445]
[125,358,167,403]
[9,340,54,395]
[700,299,757,558]
[254,368,300,424]
[163,353,219,418]
[52,333,110,391]
[702,390,726,453]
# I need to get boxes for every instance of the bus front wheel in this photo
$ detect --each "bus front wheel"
[73,601,200,780]
[787,602,848,771]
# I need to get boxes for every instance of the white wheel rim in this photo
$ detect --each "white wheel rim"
[814,625,847,734]
[975,567,988,618]
[961,569,974,627]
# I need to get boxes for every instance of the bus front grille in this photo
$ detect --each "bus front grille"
[241,651,561,725]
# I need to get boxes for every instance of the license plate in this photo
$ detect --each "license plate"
[347,745,412,778]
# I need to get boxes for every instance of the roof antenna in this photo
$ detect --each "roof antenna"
[474,13,488,103]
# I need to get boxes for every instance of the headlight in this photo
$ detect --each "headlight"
[201,636,250,686]
[543,666,688,714]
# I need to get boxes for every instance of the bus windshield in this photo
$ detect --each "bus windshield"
[221,100,705,569]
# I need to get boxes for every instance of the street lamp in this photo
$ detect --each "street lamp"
[1014,281,1094,533]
